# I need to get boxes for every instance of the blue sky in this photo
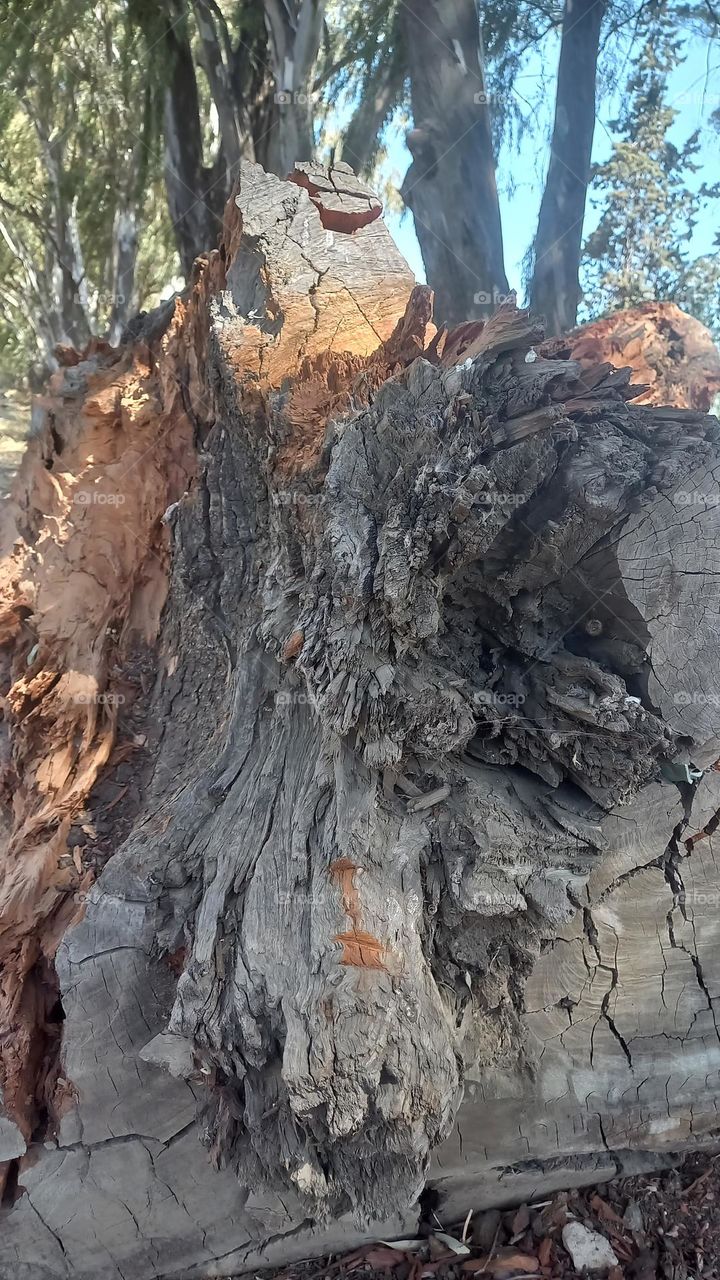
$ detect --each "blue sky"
[379,30,719,306]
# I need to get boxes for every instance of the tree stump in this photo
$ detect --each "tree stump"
[2,163,720,1279]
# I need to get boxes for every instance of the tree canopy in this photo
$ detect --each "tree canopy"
[583,2,720,331]
[0,0,718,381]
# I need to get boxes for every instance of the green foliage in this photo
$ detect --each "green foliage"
[0,0,177,382]
[582,3,720,334]
[2,0,720,380]
[677,244,720,336]
[318,0,406,176]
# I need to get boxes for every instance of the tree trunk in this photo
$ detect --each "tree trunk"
[261,0,325,176]
[0,212,60,372]
[163,10,227,276]
[107,207,139,346]
[159,0,323,272]
[529,0,606,335]
[191,0,244,180]
[401,0,508,327]
[3,162,720,1279]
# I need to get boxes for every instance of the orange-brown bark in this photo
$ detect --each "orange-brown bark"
[0,336,196,1153]
[555,302,720,411]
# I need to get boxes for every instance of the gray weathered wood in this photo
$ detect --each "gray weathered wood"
[3,162,720,1277]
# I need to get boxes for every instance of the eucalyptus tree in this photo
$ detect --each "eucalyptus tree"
[0,0,176,377]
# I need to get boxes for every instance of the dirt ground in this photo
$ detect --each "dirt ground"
[0,390,30,494]
[246,1154,720,1280]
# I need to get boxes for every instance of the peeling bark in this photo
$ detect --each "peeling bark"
[2,163,720,1278]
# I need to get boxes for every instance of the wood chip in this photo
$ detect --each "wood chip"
[407,784,451,813]
[463,1249,540,1276]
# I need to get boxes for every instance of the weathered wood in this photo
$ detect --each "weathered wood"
[2,163,720,1279]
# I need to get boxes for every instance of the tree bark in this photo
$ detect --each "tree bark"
[0,212,60,371]
[261,0,325,176]
[401,0,509,327]
[529,0,607,335]
[3,163,720,1279]
[162,8,226,276]
[157,0,324,271]
[191,0,244,179]
[107,208,139,347]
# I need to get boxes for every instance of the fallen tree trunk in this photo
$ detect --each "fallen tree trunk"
[2,163,720,1279]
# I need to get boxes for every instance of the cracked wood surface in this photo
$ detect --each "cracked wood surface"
[3,163,720,1278]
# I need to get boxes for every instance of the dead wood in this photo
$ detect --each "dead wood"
[2,164,720,1280]
[544,301,720,412]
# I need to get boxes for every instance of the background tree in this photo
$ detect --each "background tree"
[0,0,177,380]
[129,0,305,274]
[399,0,509,326]
[1,0,719,383]
[582,2,720,333]
[529,0,608,335]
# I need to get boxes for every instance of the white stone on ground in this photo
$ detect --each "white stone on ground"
[561,1221,619,1272]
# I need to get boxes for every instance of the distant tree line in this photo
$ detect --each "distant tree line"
[0,0,718,382]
